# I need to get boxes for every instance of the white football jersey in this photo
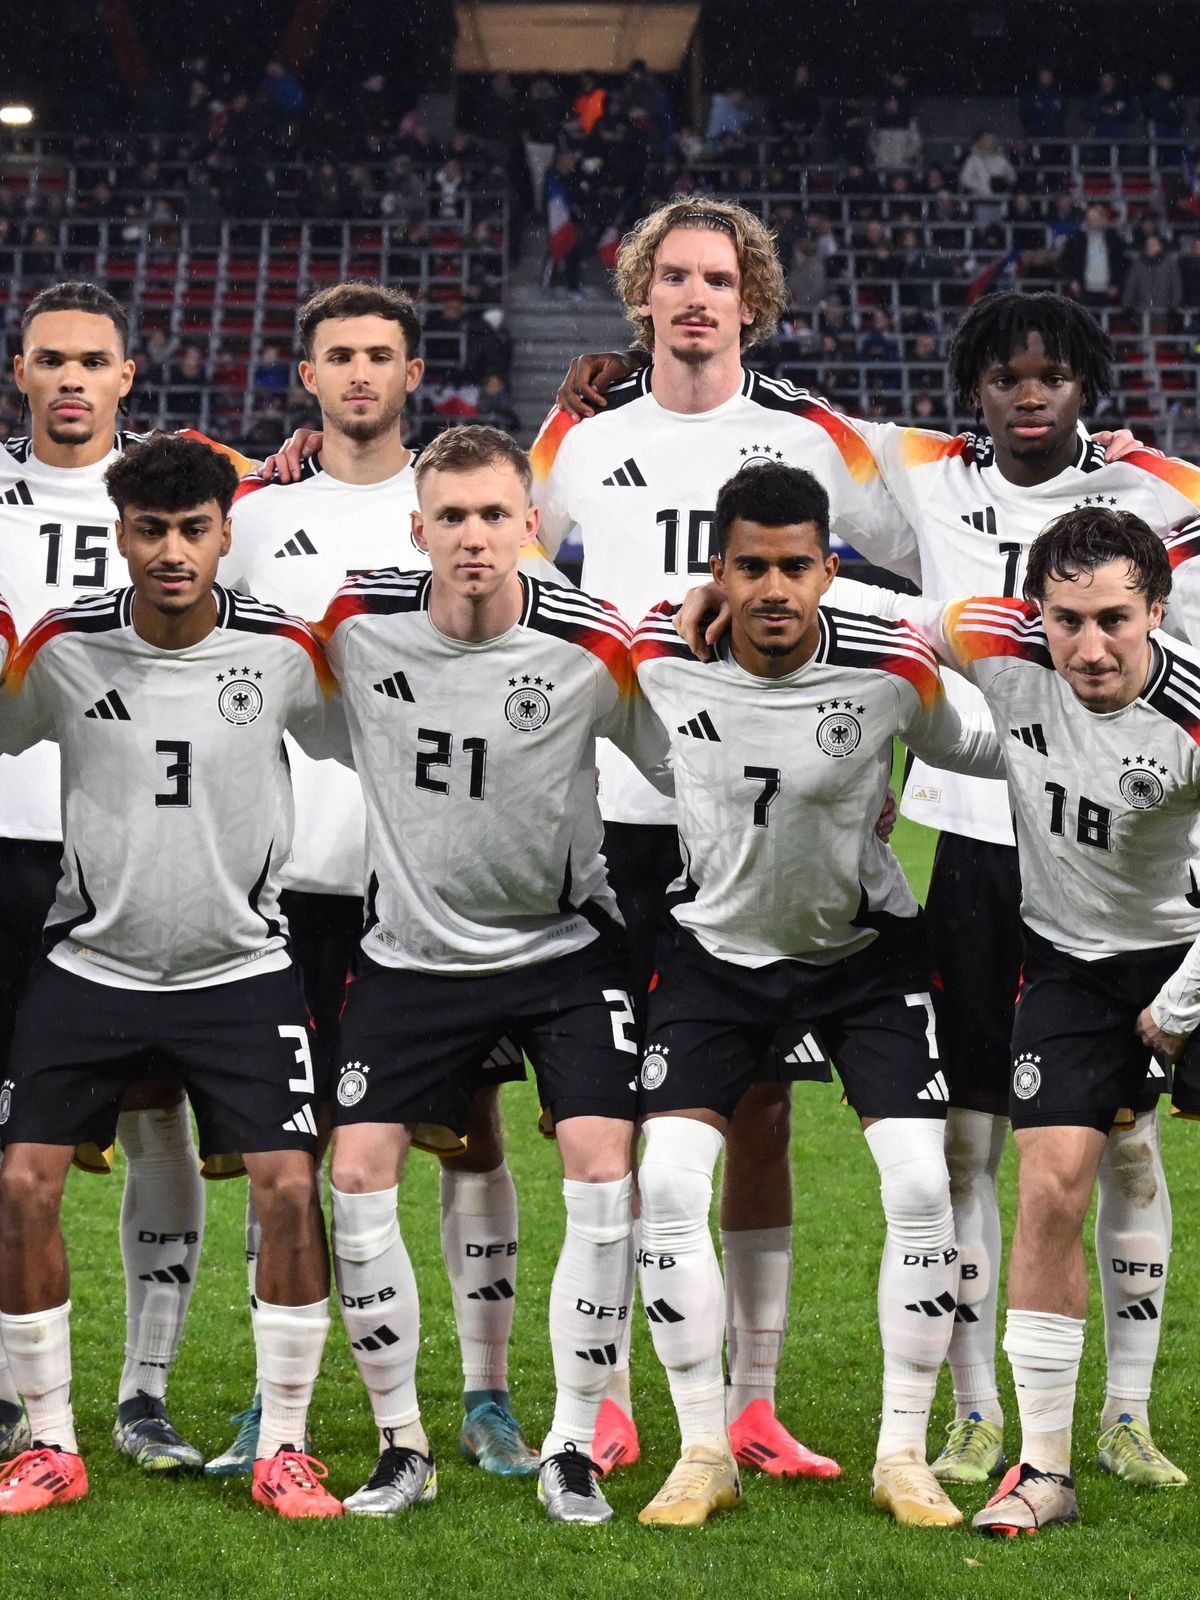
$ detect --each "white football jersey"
[320,570,671,974]
[226,453,568,896]
[0,430,259,843]
[0,585,344,989]
[857,429,1200,844]
[920,596,1200,990]
[632,603,1001,966]
[531,368,915,824]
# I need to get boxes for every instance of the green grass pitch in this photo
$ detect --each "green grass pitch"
[8,798,1200,1598]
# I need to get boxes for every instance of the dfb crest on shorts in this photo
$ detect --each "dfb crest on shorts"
[0,1079,12,1125]
[1012,1051,1042,1099]
[1119,762,1166,810]
[815,703,862,758]
[336,1059,370,1107]
[504,674,553,731]
[640,1046,669,1090]
[216,668,264,726]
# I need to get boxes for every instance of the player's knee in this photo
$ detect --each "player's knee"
[1017,1162,1091,1233]
[252,1166,320,1239]
[727,1085,791,1162]
[0,1156,64,1233]
[639,1118,723,1247]
[331,1184,400,1263]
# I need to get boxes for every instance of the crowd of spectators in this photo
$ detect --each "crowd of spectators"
[2,53,1200,448]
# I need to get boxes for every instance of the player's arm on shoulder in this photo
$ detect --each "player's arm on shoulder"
[895,632,1004,780]
[826,573,911,618]
[596,624,674,796]
[0,633,55,756]
[822,413,923,586]
[284,632,355,767]
[529,408,581,559]
[556,349,643,419]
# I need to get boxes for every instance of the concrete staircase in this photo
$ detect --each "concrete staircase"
[506,281,630,441]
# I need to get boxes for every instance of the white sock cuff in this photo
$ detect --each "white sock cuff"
[332,1185,399,1261]
[562,1174,633,1246]
[440,1161,514,1214]
[1004,1309,1086,1368]
[641,1115,724,1175]
[117,1103,196,1159]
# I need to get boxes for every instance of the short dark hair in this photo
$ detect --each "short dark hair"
[1024,506,1171,608]
[22,281,130,354]
[298,280,421,358]
[105,433,239,520]
[713,461,831,556]
[413,424,531,498]
[948,290,1114,410]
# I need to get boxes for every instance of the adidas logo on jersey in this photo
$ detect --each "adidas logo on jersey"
[676,709,720,741]
[372,670,415,702]
[1010,723,1048,755]
[602,457,646,487]
[1,480,32,506]
[274,529,318,559]
[84,689,131,722]
[917,1071,949,1102]
[467,1278,514,1302]
[960,508,998,535]
[783,1033,823,1067]
[281,1102,318,1136]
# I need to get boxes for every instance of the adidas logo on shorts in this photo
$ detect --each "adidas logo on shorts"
[917,1071,949,1102]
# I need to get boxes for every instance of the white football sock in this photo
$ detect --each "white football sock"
[638,1118,727,1451]
[944,1107,1007,1425]
[543,1174,633,1458]
[332,1185,422,1445]
[1004,1308,1085,1475]
[439,1162,517,1398]
[1,1303,76,1454]
[1097,1110,1170,1430]
[865,1118,957,1462]
[0,1155,19,1410]
[253,1299,329,1459]
[721,1223,792,1419]
[116,1104,205,1404]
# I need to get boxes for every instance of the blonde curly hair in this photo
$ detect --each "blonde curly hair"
[613,196,788,353]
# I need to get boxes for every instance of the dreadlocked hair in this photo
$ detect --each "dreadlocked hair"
[948,291,1114,410]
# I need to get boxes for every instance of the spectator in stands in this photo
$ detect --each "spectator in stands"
[1010,192,1048,253]
[623,58,671,140]
[523,76,566,216]
[1020,66,1067,141]
[857,218,902,280]
[1083,71,1136,158]
[787,241,827,314]
[1061,202,1127,305]
[960,132,1016,199]
[253,343,291,394]
[1124,234,1183,315]
[476,373,521,433]
[1179,236,1200,307]
[777,64,820,150]
[396,109,441,166]
[1168,398,1200,456]
[142,328,177,387]
[911,390,947,423]
[1144,70,1187,164]
[379,155,427,229]
[575,73,608,136]
[706,85,755,145]
[861,308,901,363]
[870,91,921,172]
[163,344,207,416]
[829,95,870,165]
[304,159,348,220]
[1048,190,1083,244]
[836,160,873,196]
[431,157,467,220]
[818,300,857,358]
[907,330,943,390]
[183,169,224,247]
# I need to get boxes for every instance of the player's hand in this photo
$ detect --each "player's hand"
[260,428,323,483]
[1093,428,1149,463]
[674,582,730,661]
[556,352,636,418]
[874,789,899,843]
[1136,1005,1189,1064]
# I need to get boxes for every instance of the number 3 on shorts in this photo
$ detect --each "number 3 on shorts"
[904,992,939,1060]
[278,1023,315,1092]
